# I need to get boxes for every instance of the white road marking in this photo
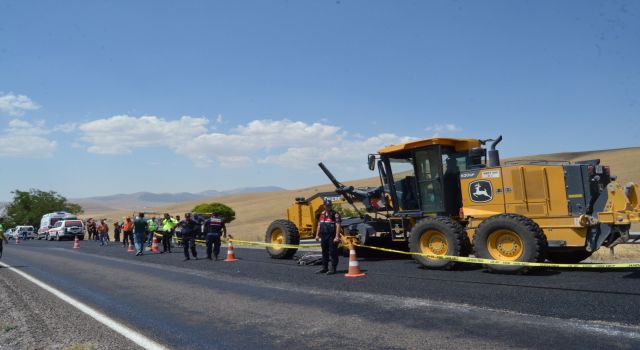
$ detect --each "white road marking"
[0,261,168,350]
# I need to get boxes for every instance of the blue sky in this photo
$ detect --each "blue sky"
[0,0,638,201]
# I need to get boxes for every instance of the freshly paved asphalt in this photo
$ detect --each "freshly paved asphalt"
[2,239,640,349]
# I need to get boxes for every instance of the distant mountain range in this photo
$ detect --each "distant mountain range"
[71,186,285,212]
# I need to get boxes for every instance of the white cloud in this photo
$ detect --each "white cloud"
[0,119,57,157]
[77,116,412,169]
[425,123,462,136]
[78,115,209,154]
[0,92,40,116]
[216,114,224,124]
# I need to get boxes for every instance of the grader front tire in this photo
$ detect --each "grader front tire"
[265,220,300,259]
[408,217,467,270]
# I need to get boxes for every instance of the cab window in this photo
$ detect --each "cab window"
[415,150,444,212]
[388,157,419,211]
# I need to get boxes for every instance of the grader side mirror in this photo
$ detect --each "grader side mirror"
[368,154,376,171]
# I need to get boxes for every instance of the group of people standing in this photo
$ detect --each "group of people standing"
[85,218,111,245]
[127,212,227,261]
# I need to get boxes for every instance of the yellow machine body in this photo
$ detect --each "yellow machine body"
[460,165,640,247]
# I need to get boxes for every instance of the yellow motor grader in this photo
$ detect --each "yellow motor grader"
[265,136,640,273]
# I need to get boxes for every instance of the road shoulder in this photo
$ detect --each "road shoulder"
[0,265,142,350]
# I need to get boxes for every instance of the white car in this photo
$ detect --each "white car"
[47,220,85,241]
[5,228,15,239]
[38,211,77,238]
[12,226,36,240]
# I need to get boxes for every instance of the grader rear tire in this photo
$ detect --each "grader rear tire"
[473,214,547,274]
[408,217,467,270]
[265,220,300,259]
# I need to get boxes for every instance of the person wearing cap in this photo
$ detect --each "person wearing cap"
[203,212,227,260]
[178,213,199,261]
[315,199,342,275]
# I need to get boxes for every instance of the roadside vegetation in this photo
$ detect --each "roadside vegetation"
[1,189,83,228]
[192,202,236,225]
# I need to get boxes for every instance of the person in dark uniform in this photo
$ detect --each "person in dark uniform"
[179,213,199,261]
[113,222,121,243]
[203,212,227,260]
[86,218,97,240]
[315,199,342,275]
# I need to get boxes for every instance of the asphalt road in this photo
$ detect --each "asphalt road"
[2,239,640,349]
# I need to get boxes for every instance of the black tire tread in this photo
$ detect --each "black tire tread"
[408,216,467,270]
[265,219,300,259]
[473,214,547,274]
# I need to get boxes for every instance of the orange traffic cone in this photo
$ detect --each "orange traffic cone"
[73,236,80,249]
[15,236,20,245]
[345,247,365,278]
[224,241,239,262]
[127,241,135,252]
[151,235,159,253]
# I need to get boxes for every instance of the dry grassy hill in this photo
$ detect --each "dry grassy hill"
[84,147,640,250]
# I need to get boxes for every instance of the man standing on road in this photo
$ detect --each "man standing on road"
[315,199,342,275]
[174,215,182,247]
[0,221,8,259]
[147,216,158,248]
[161,213,178,254]
[87,218,97,241]
[122,217,134,247]
[113,222,121,243]
[204,213,227,260]
[179,213,199,261]
[133,213,148,256]
[98,219,109,246]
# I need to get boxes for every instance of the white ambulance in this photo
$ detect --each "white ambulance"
[38,211,77,239]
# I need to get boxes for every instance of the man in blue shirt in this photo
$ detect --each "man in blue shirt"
[133,213,148,256]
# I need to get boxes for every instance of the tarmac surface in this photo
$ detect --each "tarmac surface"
[1,239,640,349]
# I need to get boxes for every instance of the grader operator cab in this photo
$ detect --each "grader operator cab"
[265,136,640,273]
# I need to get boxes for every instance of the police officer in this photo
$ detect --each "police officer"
[179,213,199,261]
[147,216,158,247]
[204,212,227,260]
[315,199,342,275]
[161,213,178,253]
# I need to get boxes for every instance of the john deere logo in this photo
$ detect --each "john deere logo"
[469,180,493,203]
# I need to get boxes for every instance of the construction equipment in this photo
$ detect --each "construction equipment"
[265,136,640,273]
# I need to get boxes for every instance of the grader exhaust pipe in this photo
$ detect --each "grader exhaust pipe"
[487,135,503,167]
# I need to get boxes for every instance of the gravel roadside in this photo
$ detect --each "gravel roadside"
[0,266,142,350]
